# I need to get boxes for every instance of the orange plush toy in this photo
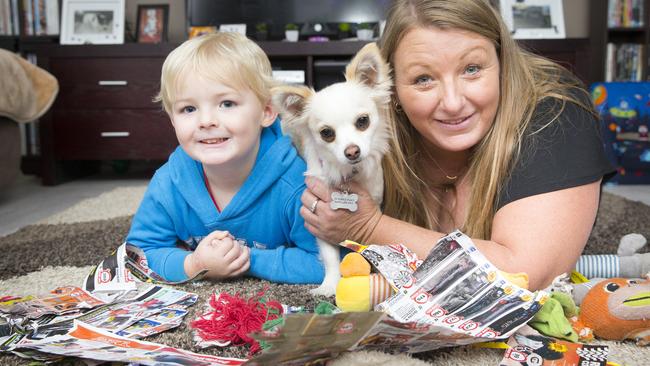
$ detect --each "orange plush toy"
[573,277,650,345]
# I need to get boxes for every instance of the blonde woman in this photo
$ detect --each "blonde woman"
[301,0,613,290]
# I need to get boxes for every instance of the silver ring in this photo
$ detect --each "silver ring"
[309,198,319,213]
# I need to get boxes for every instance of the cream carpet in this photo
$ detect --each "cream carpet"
[1,185,648,365]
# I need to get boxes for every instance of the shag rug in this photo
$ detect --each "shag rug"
[0,188,649,366]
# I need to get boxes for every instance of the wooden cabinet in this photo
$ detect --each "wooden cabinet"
[0,36,18,51]
[590,0,650,82]
[22,39,592,185]
[21,43,176,185]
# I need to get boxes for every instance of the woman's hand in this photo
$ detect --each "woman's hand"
[300,176,382,244]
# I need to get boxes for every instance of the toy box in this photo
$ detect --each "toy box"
[591,82,650,184]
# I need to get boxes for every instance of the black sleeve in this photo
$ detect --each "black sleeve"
[496,97,615,210]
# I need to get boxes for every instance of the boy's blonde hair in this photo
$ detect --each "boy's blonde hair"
[156,32,275,115]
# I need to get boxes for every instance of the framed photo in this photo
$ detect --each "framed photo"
[135,4,169,43]
[499,0,565,39]
[60,0,125,45]
[219,23,247,36]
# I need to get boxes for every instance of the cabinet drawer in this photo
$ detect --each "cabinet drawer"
[53,109,177,160]
[50,57,164,109]
[51,58,164,84]
[56,82,161,110]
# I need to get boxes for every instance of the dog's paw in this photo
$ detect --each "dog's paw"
[310,282,337,297]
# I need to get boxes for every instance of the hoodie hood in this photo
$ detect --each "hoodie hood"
[167,118,299,227]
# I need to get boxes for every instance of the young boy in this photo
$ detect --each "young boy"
[126,32,324,284]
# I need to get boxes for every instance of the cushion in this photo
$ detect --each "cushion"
[0,48,58,123]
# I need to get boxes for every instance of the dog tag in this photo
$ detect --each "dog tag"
[330,191,358,212]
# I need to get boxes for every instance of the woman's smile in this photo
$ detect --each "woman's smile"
[434,113,475,130]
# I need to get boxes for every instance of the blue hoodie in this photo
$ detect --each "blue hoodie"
[127,120,324,283]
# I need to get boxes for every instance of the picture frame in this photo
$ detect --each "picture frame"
[499,0,565,39]
[135,4,169,43]
[219,23,247,36]
[60,0,125,45]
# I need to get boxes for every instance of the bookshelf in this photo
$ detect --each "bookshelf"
[590,0,650,83]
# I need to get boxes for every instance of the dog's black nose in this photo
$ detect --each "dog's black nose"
[345,145,361,161]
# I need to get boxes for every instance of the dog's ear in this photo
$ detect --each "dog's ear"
[271,85,314,133]
[272,85,315,153]
[345,42,391,91]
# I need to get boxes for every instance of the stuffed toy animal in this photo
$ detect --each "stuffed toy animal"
[335,253,393,312]
[572,277,650,345]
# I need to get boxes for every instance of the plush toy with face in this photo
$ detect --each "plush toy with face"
[575,277,650,345]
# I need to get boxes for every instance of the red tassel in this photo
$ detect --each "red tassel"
[191,287,282,356]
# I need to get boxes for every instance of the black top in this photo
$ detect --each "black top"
[496,96,615,210]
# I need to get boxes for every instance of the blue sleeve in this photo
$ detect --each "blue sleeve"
[126,180,190,282]
[248,187,324,284]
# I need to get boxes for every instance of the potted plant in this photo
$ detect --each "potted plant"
[255,22,268,41]
[285,23,299,42]
[356,22,374,41]
[338,22,351,40]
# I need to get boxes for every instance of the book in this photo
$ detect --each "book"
[10,0,19,35]
[21,0,33,35]
[44,0,57,35]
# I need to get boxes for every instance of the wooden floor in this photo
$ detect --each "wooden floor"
[0,173,148,237]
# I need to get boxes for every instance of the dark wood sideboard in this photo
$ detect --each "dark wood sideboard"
[21,38,591,185]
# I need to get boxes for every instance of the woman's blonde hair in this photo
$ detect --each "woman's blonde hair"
[156,32,275,115]
[379,0,592,239]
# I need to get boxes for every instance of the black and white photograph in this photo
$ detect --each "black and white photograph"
[73,10,113,34]
[60,0,125,44]
[513,5,552,29]
[499,0,565,39]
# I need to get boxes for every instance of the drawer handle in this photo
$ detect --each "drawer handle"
[101,132,130,138]
[98,80,128,86]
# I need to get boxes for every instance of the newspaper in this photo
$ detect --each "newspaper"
[248,231,548,365]
[1,284,198,362]
[15,320,245,365]
[372,231,546,340]
[0,242,222,364]
[247,311,386,365]
[499,327,609,366]
[83,243,207,296]
[0,286,105,320]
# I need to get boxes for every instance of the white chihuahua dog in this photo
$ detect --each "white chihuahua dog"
[272,43,392,296]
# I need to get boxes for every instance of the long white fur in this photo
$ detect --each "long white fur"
[272,43,392,296]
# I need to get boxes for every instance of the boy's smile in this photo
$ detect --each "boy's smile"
[170,73,275,174]
[200,137,229,145]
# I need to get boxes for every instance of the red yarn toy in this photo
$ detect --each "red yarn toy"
[191,288,283,355]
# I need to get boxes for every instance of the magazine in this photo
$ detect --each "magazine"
[15,320,245,366]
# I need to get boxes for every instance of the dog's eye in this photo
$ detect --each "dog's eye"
[319,127,336,142]
[355,115,370,131]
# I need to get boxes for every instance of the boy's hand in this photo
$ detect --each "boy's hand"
[184,230,250,279]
